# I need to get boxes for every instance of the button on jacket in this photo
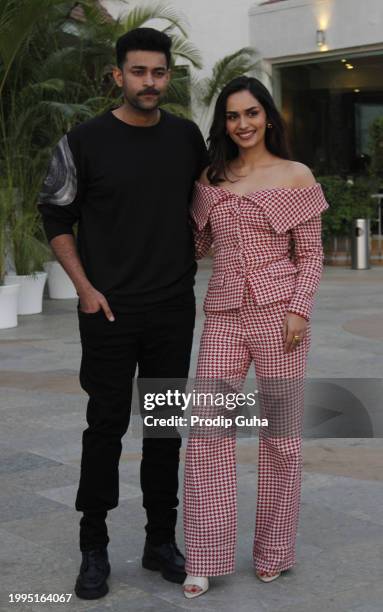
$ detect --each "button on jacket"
[190,181,329,321]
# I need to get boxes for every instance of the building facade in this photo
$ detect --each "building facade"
[250,0,383,175]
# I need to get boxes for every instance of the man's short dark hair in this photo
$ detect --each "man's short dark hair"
[116,27,172,69]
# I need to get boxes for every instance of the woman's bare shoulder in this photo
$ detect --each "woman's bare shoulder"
[286,161,317,188]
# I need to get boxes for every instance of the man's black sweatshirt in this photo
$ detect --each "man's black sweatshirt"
[38,109,209,312]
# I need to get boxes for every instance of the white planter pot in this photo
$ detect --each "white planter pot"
[43,261,77,299]
[4,272,47,315]
[0,283,20,329]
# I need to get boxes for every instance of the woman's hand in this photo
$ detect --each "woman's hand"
[283,312,308,353]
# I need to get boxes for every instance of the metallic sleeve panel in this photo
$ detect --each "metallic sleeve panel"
[39,135,77,207]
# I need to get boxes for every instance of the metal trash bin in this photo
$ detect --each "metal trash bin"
[351,218,370,270]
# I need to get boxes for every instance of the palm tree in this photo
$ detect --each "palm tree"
[0,0,68,96]
[193,47,261,137]
[0,0,96,274]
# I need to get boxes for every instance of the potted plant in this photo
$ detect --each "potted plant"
[368,116,383,262]
[44,259,77,299]
[4,201,50,315]
[0,186,20,329]
[369,116,383,181]
[318,175,379,265]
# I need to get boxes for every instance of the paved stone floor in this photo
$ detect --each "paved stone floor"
[0,261,383,612]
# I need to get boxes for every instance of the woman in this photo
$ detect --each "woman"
[182,76,329,598]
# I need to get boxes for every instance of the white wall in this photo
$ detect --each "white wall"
[249,0,383,62]
[102,0,263,77]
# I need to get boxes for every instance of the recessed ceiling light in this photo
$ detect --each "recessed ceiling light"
[354,88,360,93]
[345,63,354,69]
[341,58,347,63]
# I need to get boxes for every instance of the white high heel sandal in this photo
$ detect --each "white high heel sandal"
[256,570,281,583]
[183,575,209,598]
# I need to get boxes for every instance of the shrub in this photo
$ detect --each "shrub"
[317,175,379,244]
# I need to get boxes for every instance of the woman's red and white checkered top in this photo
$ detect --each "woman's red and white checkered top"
[190,181,329,321]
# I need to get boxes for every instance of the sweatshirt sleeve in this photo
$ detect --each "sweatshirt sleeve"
[38,134,83,242]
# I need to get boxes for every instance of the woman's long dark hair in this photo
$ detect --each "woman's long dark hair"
[207,76,291,185]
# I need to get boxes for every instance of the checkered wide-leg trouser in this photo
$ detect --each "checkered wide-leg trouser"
[184,285,311,576]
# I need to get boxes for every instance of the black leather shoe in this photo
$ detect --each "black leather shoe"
[142,541,186,584]
[74,548,111,599]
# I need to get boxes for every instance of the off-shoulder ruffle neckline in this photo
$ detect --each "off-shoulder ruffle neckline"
[191,179,329,234]
[194,180,321,199]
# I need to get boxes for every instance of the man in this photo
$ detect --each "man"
[38,28,208,600]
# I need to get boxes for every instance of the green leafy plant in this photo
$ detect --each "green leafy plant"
[0,183,50,278]
[10,208,51,276]
[0,184,12,283]
[368,116,383,179]
[317,175,379,245]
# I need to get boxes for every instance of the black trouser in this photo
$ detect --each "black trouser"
[75,294,195,551]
